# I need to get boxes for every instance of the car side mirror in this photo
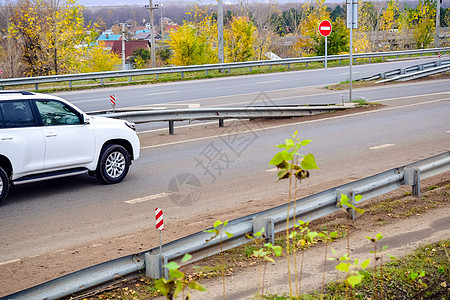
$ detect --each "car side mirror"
[82,115,90,125]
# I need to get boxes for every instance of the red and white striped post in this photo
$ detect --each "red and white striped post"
[110,94,116,112]
[155,208,164,254]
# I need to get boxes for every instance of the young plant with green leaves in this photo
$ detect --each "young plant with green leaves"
[247,229,283,299]
[366,232,396,300]
[269,131,319,298]
[318,230,339,297]
[293,220,319,296]
[154,254,206,300]
[204,220,233,300]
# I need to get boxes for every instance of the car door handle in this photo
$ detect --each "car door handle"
[45,132,57,137]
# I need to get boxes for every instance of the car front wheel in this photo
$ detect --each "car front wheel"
[0,167,10,204]
[96,144,130,184]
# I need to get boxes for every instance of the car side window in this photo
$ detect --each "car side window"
[0,101,36,128]
[36,100,81,126]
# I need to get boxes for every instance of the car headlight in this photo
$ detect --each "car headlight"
[124,120,136,131]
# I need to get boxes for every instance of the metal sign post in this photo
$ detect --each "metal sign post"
[319,20,332,70]
[347,0,358,103]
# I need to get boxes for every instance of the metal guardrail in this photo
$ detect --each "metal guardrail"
[93,105,352,134]
[1,48,449,90]
[3,151,449,300]
[376,64,450,83]
[358,59,450,81]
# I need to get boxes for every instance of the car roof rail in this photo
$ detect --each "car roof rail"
[0,91,35,95]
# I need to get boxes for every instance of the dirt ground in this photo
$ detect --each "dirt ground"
[183,173,450,300]
[0,104,448,298]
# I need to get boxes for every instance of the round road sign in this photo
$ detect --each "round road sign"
[319,20,332,37]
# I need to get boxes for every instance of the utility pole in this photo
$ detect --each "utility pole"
[145,1,159,68]
[160,4,164,42]
[120,22,126,70]
[435,0,441,48]
[218,0,224,64]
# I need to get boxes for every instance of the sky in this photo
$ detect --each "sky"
[77,0,351,6]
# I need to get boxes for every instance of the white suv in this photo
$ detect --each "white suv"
[0,91,140,204]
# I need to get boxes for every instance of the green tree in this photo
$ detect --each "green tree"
[224,17,256,62]
[131,48,151,69]
[313,18,349,55]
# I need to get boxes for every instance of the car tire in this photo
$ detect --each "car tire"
[96,144,130,184]
[0,167,10,205]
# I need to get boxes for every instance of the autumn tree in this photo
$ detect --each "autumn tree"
[0,1,24,78]
[405,0,436,48]
[294,0,348,56]
[8,0,95,76]
[224,16,256,62]
[168,22,217,66]
[81,41,121,73]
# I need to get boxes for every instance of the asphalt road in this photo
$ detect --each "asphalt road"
[0,59,449,267]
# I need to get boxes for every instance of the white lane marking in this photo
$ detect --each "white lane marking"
[125,192,169,204]
[257,80,282,84]
[141,98,449,150]
[370,144,395,150]
[377,91,450,102]
[146,91,180,96]
[72,98,108,104]
[0,259,20,266]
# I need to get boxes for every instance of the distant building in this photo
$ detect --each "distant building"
[103,40,151,58]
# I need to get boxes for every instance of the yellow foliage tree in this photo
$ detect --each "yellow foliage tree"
[295,0,331,56]
[8,0,95,76]
[168,22,217,66]
[380,0,400,31]
[224,17,256,62]
[81,41,121,73]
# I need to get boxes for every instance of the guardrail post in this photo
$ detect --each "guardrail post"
[145,253,163,279]
[404,168,421,197]
[400,68,405,75]
[336,189,357,220]
[206,70,208,76]
[219,118,224,127]
[287,64,290,69]
[252,217,274,244]
[128,76,132,83]
[35,83,38,91]
[169,120,174,135]
[100,78,104,86]
[181,72,184,79]
[382,56,385,61]
[249,66,252,72]
[69,81,72,89]
[306,62,308,67]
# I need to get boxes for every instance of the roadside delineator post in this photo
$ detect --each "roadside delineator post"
[145,208,165,278]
